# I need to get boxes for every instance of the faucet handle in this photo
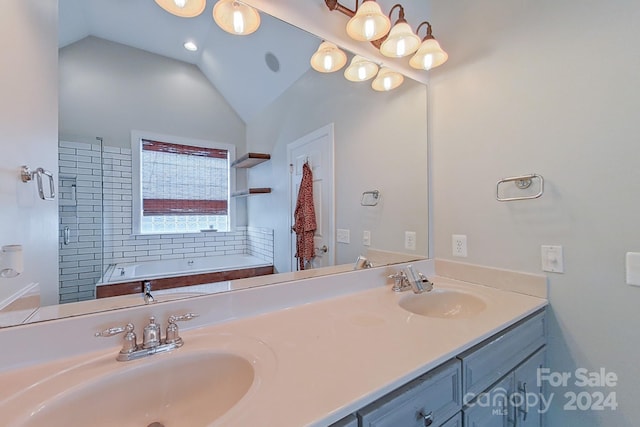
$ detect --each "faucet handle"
[165,313,199,346]
[95,323,138,355]
[95,323,134,337]
[168,312,199,323]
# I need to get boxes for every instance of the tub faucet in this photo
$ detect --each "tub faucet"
[143,281,155,304]
[388,265,433,294]
[354,255,373,270]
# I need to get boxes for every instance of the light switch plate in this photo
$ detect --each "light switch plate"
[626,252,640,286]
[337,229,350,244]
[405,231,416,250]
[363,230,371,246]
[541,245,564,273]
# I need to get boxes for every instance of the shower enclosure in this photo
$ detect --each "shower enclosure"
[58,138,104,303]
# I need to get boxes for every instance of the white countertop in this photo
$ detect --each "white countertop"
[0,270,547,427]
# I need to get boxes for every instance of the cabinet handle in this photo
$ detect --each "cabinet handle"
[518,381,528,422]
[418,411,433,426]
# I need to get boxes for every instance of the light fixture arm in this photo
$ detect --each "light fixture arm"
[416,21,435,41]
[324,0,358,17]
[388,4,406,23]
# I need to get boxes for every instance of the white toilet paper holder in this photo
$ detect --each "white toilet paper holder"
[0,245,23,278]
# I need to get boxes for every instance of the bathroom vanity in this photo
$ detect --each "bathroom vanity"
[331,310,546,427]
[0,259,547,427]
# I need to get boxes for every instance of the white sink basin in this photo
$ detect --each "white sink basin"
[9,351,256,427]
[399,288,487,319]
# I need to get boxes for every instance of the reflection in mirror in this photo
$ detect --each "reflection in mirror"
[0,0,428,328]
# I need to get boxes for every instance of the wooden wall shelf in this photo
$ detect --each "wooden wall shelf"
[231,153,271,168]
[232,188,272,197]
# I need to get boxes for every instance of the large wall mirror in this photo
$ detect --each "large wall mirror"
[1,0,428,327]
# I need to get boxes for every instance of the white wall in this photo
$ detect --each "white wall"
[246,70,428,273]
[430,0,640,425]
[59,36,245,150]
[0,1,58,306]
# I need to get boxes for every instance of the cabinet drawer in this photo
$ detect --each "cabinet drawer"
[358,359,461,427]
[458,310,546,396]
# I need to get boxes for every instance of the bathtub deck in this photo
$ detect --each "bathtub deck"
[96,265,274,299]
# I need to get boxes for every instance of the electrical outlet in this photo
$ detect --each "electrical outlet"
[405,231,416,250]
[452,234,467,257]
[337,229,350,244]
[363,230,371,246]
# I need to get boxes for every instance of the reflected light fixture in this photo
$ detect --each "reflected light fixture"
[371,67,404,91]
[344,55,378,82]
[154,0,206,18]
[344,0,390,42]
[409,21,448,70]
[183,41,198,51]
[213,0,261,35]
[310,42,348,73]
[379,4,421,58]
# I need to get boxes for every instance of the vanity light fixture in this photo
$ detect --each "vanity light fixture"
[324,1,448,71]
[371,67,404,91]
[310,41,348,73]
[154,0,206,18]
[155,0,261,35]
[345,0,391,42]
[213,0,261,35]
[344,55,379,82]
[379,5,421,58]
[409,21,448,70]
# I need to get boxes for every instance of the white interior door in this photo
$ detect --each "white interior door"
[287,123,335,271]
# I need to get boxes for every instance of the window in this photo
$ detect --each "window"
[131,131,235,234]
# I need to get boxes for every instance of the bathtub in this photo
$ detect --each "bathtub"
[96,254,273,299]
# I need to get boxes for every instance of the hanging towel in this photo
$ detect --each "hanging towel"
[293,162,317,270]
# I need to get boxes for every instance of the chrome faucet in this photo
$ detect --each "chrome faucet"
[95,313,198,361]
[388,265,433,294]
[354,255,373,270]
[143,281,155,304]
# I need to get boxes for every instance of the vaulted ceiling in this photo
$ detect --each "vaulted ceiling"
[59,0,321,122]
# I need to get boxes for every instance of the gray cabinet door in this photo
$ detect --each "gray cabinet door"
[514,348,546,427]
[463,374,514,427]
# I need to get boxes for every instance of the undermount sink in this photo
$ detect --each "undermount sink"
[10,351,255,427]
[399,288,487,319]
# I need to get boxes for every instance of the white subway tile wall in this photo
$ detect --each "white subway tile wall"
[58,141,274,303]
[58,140,104,303]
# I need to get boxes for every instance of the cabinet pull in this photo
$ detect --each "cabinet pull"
[518,381,528,421]
[418,410,433,426]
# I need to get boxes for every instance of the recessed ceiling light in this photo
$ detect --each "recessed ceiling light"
[183,41,198,52]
